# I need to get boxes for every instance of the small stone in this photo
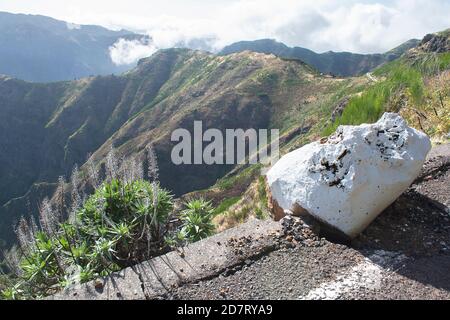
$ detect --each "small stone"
[219,288,227,297]
[94,279,104,291]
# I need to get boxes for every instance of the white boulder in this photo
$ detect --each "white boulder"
[266,113,431,238]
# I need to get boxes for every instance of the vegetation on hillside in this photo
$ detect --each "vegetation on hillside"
[400,69,450,139]
[199,33,450,233]
[324,51,450,140]
[1,31,449,300]
[209,169,271,233]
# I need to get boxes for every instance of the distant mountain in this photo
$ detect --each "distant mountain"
[0,12,146,82]
[0,11,421,82]
[219,38,420,77]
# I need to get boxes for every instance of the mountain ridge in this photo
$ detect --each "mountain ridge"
[0,11,423,82]
[219,38,420,77]
[0,11,147,82]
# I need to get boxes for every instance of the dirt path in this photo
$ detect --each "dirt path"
[169,144,450,300]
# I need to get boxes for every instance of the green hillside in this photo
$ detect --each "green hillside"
[325,31,450,140]
[207,31,450,231]
[0,49,361,245]
[0,29,448,248]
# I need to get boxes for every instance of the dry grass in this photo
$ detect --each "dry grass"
[400,70,450,143]
[213,177,270,233]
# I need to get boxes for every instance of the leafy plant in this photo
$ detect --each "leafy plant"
[1,145,182,299]
[1,144,221,299]
[1,178,175,299]
[179,199,215,243]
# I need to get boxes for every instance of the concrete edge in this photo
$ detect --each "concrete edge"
[49,218,282,300]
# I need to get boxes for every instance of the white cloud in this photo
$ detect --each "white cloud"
[2,0,449,54]
[100,0,450,54]
[310,0,450,53]
[109,37,157,65]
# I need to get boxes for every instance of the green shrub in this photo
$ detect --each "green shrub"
[179,199,215,243]
[0,145,225,299]
[0,274,13,299]
[2,179,174,299]
[324,62,425,135]
[75,179,174,266]
[213,197,241,216]
[2,160,220,299]
[325,52,450,136]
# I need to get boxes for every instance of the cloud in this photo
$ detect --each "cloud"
[310,0,450,53]
[112,0,449,54]
[109,37,157,65]
[51,0,450,54]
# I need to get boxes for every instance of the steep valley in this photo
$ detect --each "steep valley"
[0,48,360,246]
[0,29,449,250]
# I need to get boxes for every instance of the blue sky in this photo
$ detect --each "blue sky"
[0,0,449,53]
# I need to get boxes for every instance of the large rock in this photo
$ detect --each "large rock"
[419,33,450,53]
[266,113,431,238]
